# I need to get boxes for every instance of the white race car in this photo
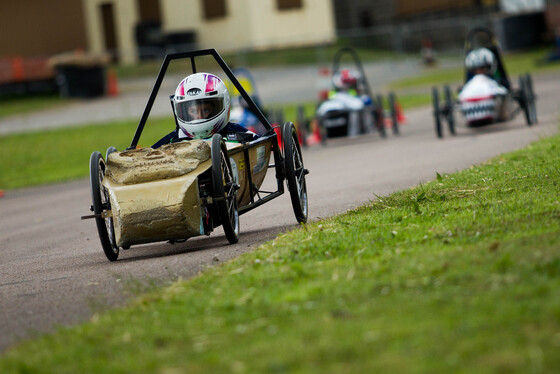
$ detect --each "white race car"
[316,47,400,139]
[432,27,537,138]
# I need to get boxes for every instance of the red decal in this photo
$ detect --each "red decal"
[179,79,186,96]
[464,96,493,102]
[205,75,220,93]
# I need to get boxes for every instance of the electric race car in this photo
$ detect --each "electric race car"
[82,49,308,261]
[432,26,537,138]
[316,47,401,139]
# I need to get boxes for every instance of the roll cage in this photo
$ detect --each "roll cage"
[464,26,511,90]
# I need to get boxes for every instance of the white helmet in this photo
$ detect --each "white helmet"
[465,48,496,74]
[172,73,230,139]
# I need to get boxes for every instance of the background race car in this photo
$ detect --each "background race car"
[432,26,537,138]
[315,47,401,139]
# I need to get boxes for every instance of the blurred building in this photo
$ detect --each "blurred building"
[499,0,544,13]
[0,0,555,66]
[0,0,335,65]
[0,1,87,57]
[82,0,336,64]
[546,0,560,32]
[332,0,499,30]
[332,0,548,52]
[0,1,88,95]
[331,0,501,52]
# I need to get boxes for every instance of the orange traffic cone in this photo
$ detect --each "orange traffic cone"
[12,57,25,82]
[306,119,322,146]
[274,126,283,150]
[396,102,406,124]
[107,69,119,96]
[0,190,4,198]
[296,122,306,146]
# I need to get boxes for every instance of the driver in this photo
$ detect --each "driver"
[466,48,504,80]
[464,47,509,90]
[324,68,375,136]
[331,69,360,96]
[153,72,258,148]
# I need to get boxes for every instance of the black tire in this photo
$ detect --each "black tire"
[525,73,537,125]
[105,147,130,249]
[432,87,443,138]
[375,94,386,138]
[89,151,119,261]
[519,75,530,126]
[326,124,348,138]
[388,92,400,135]
[318,119,328,145]
[519,75,536,126]
[282,122,308,224]
[106,146,118,160]
[211,134,239,244]
[443,85,456,135]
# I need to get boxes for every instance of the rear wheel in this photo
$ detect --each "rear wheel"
[525,73,537,125]
[282,122,308,224]
[106,146,118,160]
[211,134,239,244]
[432,86,443,138]
[388,92,399,135]
[519,75,530,125]
[519,75,536,126]
[105,147,130,250]
[375,94,386,138]
[89,151,119,261]
[443,85,456,135]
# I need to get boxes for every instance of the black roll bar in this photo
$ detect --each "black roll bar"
[128,49,274,150]
[331,47,373,99]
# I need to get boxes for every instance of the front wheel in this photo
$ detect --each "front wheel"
[375,94,386,138]
[211,134,239,244]
[89,151,119,261]
[432,86,443,138]
[282,122,308,224]
[525,73,537,125]
[443,85,456,135]
[388,92,399,135]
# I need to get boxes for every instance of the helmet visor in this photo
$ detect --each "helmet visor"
[175,98,224,123]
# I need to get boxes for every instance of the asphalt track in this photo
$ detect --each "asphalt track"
[0,72,558,352]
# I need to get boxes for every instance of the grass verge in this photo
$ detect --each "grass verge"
[391,47,560,90]
[113,44,405,79]
[2,133,559,373]
[0,118,174,190]
[0,92,428,191]
[0,94,66,120]
[0,46,557,191]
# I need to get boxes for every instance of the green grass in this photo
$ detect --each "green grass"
[2,132,560,373]
[390,66,464,89]
[390,93,432,110]
[113,44,405,79]
[0,106,316,190]
[391,47,560,89]
[0,44,404,124]
[0,94,66,120]
[0,87,517,192]
[0,118,175,190]
[267,92,431,128]
[1,45,558,191]
[1,46,557,126]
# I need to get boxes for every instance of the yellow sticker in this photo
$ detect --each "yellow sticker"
[238,159,245,170]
